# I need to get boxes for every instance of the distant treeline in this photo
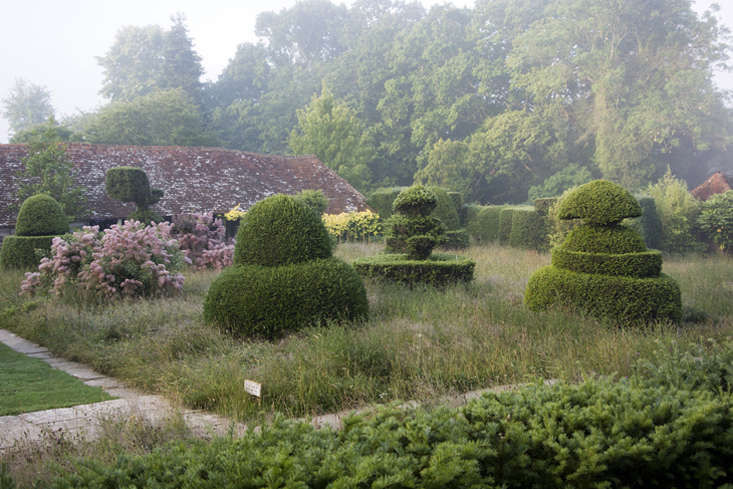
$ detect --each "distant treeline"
[11,0,733,203]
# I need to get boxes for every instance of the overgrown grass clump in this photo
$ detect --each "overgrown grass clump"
[1,244,731,424]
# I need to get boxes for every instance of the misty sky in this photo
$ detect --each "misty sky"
[1,0,731,143]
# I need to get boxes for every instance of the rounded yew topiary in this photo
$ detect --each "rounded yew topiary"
[234,194,331,267]
[392,185,437,217]
[0,194,69,270]
[525,180,681,324]
[205,194,367,338]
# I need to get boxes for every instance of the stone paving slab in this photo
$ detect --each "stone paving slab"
[44,359,107,381]
[0,330,48,355]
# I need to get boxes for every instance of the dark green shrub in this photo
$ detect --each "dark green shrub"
[204,258,367,338]
[646,169,703,253]
[563,224,647,253]
[105,166,163,222]
[392,185,437,217]
[428,186,460,230]
[440,229,469,249]
[234,195,332,266]
[556,179,641,224]
[0,236,55,270]
[293,189,329,216]
[354,253,475,287]
[533,197,557,217]
[551,249,662,277]
[447,191,464,223]
[508,209,549,251]
[129,208,163,224]
[385,214,444,253]
[636,196,663,250]
[14,194,68,236]
[466,206,502,243]
[367,187,403,219]
[406,235,436,260]
[498,208,514,244]
[697,190,733,253]
[525,267,681,323]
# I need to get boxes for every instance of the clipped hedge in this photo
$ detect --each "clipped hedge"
[204,258,367,338]
[440,229,469,249]
[525,266,681,323]
[563,224,647,253]
[234,194,331,266]
[354,253,475,287]
[385,214,443,253]
[556,179,641,224]
[14,194,68,236]
[551,248,662,277]
[508,209,549,250]
[533,197,557,216]
[498,208,515,244]
[0,236,55,270]
[447,191,464,223]
[428,186,460,230]
[48,377,733,489]
[466,205,502,243]
[105,166,153,205]
[367,187,403,219]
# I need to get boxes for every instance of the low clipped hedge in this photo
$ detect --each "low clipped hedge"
[354,253,475,287]
[48,377,733,489]
[525,266,682,324]
[440,229,469,249]
[466,205,502,243]
[551,248,663,277]
[234,195,332,266]
[509,209,549,250]
[563,224,647,253]
[203,258,367,338]
[0,235,55,270]
[14,194,68,237]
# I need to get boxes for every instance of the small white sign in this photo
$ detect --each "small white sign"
[244,379,262,398]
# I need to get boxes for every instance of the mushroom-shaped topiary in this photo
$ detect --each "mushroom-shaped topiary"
[525,180,681,324]
[204,195,367,339]
[105,166,164,223]
[354,185,474,286]
[1,194,69,269]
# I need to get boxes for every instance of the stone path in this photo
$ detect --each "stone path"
[0,328,552,452]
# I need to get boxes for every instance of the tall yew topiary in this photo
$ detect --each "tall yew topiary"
[0,194,69,269]
[525,180,681,324]
[204,194,367,339]
[105,166,164,223]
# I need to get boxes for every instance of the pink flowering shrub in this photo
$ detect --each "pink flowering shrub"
[171,213,234,270]
[21,221,186,302]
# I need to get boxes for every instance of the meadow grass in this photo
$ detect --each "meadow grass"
[0,243,731,423]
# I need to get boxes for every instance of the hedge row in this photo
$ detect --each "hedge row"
[525,266,682,324]
[49,376,733,489]
[551,248,663,277]
[509,209,550,250]
[465,205,502,243]
[203,258,368,338]
[0,235,55,270]
[353,253,475,287]
[465,205,549,251]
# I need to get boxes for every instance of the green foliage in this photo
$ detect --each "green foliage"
[354,253,475,287]
[440,229,469,249]
[43,376,733,489]
[10,116,78,144]
[385,215,443,253]
[498,208,515,245]
[293,189,329,216]
[367,187,404,219]
[447,192,463,215]
[128,209,163,225]
[427,186,460,230]
[509,209,550,251]
[105,167,163,223]
[551,249,663,278]
[203,258,367,338]
[697,190,733,253]
[392,185,438,217]
[563,224,647,254]
[323,211,382,243]
[14,194,68,236]
[233,194,332,266]
[465,205,502,243]
[406,235,436,260]
[15,125,86,219]
[0,236,55,270]
[533,197,557,217]
[634,196,663,250]
[556,180,642,224]
[527,164,593,201]
[1,78,54,137]
[646,169,704,253]
[525,267,682,324]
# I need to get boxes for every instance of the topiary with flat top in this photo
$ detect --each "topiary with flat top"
[105,166,164,223]
[525,180,681,324]
[1,194,69,269]
[205,194,366,338]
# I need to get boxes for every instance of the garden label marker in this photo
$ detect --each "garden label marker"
[244,379,262,398]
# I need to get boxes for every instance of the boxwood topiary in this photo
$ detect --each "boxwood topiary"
[525,180,681,324]
[392,185,437,217]
[204,258,367,338]
[234,194,331,266]
[105,166,164,223]
[14,194,68,236]
[354,253,475,287]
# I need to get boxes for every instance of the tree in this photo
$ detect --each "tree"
[10,116,78,144]
[16,123,86,219]
[2,79,55,137]
[289,87,374,191]
[83,88,216,147]
[97,15,203,103]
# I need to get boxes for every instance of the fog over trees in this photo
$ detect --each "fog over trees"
[5,0,733,203]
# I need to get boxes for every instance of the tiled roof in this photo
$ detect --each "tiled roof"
[691,171,731,201]
[0,143,369,227]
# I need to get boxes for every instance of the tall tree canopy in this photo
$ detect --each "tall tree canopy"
[2,79,55,137]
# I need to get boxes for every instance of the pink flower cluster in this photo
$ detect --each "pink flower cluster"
[171,213,234,270]
[21,221,186,301]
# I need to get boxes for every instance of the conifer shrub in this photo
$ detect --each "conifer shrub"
[636,196,663,249]
[0,194,69,270]
[205,195,367,338]
[508,209,550,250]
[447,191,464,223]
[440,229,469,249]
[427,186,460,230]
[105,166,164,223]
[525,180,681,324]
